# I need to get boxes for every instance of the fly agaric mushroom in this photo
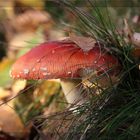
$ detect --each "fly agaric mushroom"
[10,40,121,106]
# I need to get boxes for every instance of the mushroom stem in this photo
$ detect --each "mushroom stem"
[60,79,87,106]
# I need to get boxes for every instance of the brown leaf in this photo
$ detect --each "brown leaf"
[12,10,52,32]
[15,0,44,10]
[68,34,96,51]
[0,105,27,137]
[0,88,10,100]
[132,47,140,58]
[12,80,27,96]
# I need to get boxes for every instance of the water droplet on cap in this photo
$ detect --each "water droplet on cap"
[37,59,41,63]
[94,61,97,64]
[42,72,51,76]
[68,71,72,74]
[23,69,29,75]
[52,50,55,54]
[40,67,47,71]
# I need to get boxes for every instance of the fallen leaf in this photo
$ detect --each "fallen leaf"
[15,0,44,10]
[0,105,27,137]
[0,87,10,100]
[12,80,27,96]
[0,58,13,86]
[12,10,52,33]
[33,81,62,104]
[8,31,44,59]
[68,34,96,51]
[132,47,140,58]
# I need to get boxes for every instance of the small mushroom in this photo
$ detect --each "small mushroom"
[10,40,121,106]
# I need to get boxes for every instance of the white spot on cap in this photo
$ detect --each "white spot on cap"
[94,61,97,64]
[52,50,55,54]
[42,72,51,76]
[40,67,47,71]
[37,59,41,63]
[17,75,20,78]
[23,69,29,75]
[32,68,36,72]
[68,71,72,74]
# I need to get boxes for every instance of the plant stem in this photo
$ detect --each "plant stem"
[60,79,86,106]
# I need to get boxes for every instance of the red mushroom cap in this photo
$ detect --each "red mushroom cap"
[10,40,121,80]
